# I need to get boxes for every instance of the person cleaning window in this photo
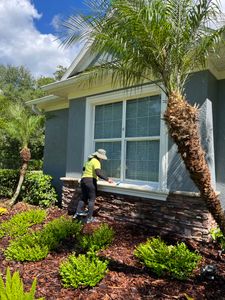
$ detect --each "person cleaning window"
[73,149,114,223]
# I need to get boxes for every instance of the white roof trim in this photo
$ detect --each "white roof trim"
[26,95,61,105]
[61,40,95,80]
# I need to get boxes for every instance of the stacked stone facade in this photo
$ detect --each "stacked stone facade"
[61,178,216,241]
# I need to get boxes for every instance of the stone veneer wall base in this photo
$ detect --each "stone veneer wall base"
[61,178,216,241]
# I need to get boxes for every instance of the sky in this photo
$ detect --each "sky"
[0,0,225,78]
[0,0,86,78]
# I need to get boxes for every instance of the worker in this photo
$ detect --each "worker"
[73,149,114,223]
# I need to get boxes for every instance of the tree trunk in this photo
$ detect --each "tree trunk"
[10,147,31,206]
[164,91,225,236]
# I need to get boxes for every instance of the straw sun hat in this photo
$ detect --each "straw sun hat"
[92,149,107,160]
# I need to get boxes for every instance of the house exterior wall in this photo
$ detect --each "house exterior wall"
[65,97,86,178]
[166,71,216,192]
[215,78,225,208]
[43,71,224,198]
[43,109,68,197]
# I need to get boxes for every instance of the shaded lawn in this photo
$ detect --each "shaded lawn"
[0,200,225,300]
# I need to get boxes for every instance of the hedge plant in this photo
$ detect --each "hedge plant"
[5,217,82,261]
[0,169,57,207]
[0,267,44,300]
[134,237,201,280]
[0,209,46,239]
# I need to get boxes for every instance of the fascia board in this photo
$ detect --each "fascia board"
[26,95,60,105]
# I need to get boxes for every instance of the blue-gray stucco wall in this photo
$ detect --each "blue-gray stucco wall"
[43,71,225,199]
[215,79,225,207]
[167,71,218,192]
[66,98,86,177]
[43,109,68,197]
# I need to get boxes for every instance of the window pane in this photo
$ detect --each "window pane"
[126,95,161,137]
[95,102,122,139]
[95,142,121,178]
[126,141,159,182]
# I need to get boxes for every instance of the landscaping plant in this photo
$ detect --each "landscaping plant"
[210,227,225,250]
[79,223,115,252]
[5,217,82,261]
[59,252,108,289]
[0,267,44,300]
[0,169,57,207]
[0,209,46,239]
[134,237,201,280]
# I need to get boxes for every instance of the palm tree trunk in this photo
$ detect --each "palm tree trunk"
[10,147,31,206]
[164,91,225,236]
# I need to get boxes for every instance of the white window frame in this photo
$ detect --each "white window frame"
[84,84,168,200]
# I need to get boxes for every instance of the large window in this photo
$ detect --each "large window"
[94,95,161,183]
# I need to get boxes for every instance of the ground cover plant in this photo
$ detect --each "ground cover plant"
[0,267,44,300]
[5,216,82,261]
[134,237,201,280]
[59,253,109,289]
[0,202,225,299]
[0,209,46,239]
[79,223,115,252]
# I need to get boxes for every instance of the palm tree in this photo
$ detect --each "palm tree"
[61,0,225,234]
[0,101,44,205]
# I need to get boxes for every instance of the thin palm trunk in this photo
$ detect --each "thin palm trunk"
[10,147,31,206]
[164,92,225,235]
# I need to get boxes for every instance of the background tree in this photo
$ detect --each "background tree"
[0,101,44,205]
[0,65,57,169]
[62,0,225,234]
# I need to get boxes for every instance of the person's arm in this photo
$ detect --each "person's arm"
[95,169,108,181]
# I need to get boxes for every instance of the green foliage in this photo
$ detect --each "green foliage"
[0,267,44,300]
[134,237,201,280]
[5,217,82,261]
[210,227,225,250]
[0,209,46,239]
[59,253,108,289]
[79,223,115,252]
[0,170,57,207]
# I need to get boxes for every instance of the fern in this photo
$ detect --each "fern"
[0,267,44,300]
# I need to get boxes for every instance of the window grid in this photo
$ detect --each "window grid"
[93,95,161,183]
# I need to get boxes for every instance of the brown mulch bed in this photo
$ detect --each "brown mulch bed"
[0,201,225,300]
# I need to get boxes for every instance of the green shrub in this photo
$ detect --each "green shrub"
[134,237,201,280]
[0,267,44,300]
[0,209,46,239]
[210,227,225,250]
[59,253,108,289]
[0,169,57,207]
[5,217,82,261]
[79,223,115,252]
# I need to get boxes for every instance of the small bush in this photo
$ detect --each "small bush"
[0,209,46,239]
[79,223,115,252]
[0,267,44,300]
[5,217,82,261]
[134,237,201,280]
[210,227,225,250]
[0,169,57,207]
[59,253,108,289]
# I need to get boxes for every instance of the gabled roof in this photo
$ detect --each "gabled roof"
[61,41,99,80]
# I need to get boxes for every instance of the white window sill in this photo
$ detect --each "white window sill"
[97,181,168,201]
[60,177,169,201]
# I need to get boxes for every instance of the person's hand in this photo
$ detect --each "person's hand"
[108,178,114,184]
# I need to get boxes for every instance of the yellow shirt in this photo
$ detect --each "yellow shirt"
[82,158,101,180]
